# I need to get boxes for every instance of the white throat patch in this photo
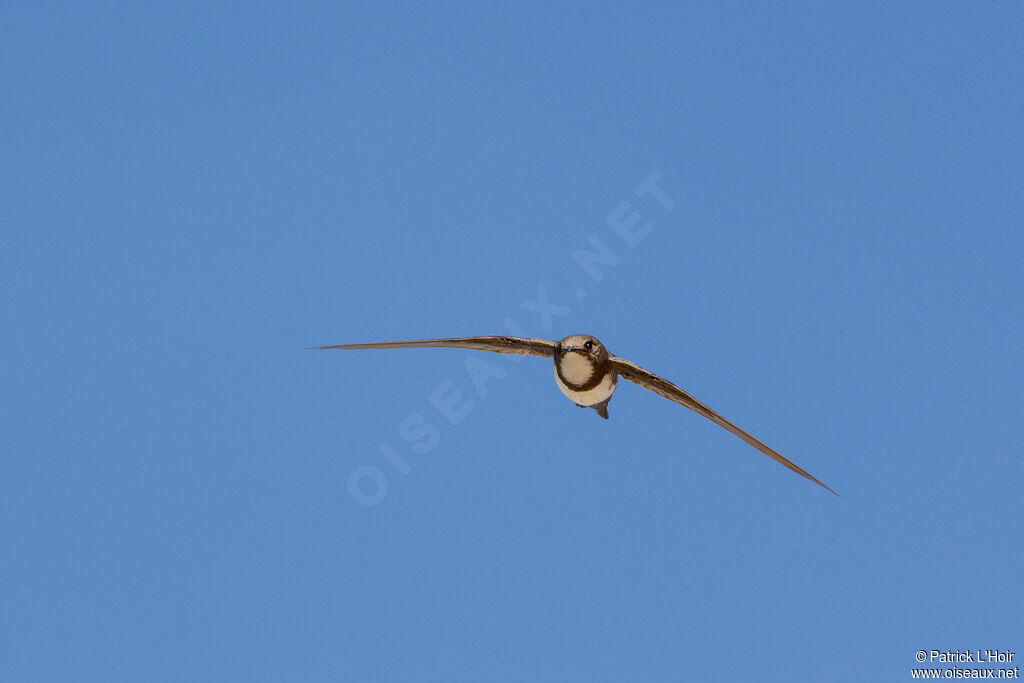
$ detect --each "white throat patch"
[559,352,594,386]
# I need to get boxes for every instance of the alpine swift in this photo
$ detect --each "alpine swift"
[313,334,836,494]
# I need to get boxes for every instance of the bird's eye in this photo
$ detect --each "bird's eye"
[584,340,593,351]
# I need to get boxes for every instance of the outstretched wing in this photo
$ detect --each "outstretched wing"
[610,355,837,495]
[312,336,558,358]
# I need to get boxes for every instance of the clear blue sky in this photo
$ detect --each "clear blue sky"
[3,3,1022,681]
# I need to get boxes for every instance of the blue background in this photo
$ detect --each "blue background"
[3,3,1022,681]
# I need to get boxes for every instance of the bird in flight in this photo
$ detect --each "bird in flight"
[313,334,836,494]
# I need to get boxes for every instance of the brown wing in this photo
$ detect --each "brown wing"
[610,355,837,495]
[311,335,557,357]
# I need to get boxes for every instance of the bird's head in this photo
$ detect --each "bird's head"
[555,334,608,386]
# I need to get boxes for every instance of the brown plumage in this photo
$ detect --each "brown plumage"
[312,334,836,495]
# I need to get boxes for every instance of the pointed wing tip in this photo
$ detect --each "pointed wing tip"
[795,466,838,496]
[812,478,840,496]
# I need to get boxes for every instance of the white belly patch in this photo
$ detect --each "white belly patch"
[554,367,617,406]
